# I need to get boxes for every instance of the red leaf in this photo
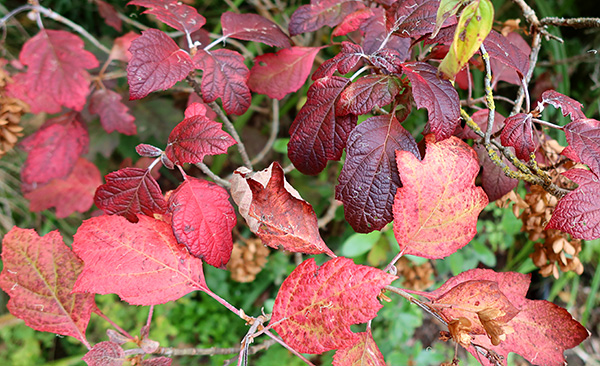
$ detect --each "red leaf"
[221,11,290,48]
[248,47,322,100]
[89,89,137,135]
[332,8,374,37]
[94,167,167,222]
[127,29,194,100]
[337,74,402,116]
[25,158,102,218]
[540,89,586,121]
[486,31,530,84]
[546,169,600,240]
[336,114,420,233]
[72,215,208,305]
[312,42,364,81]
[168,177,236,268]
[500,113,536,161]
[271,257,396,353]
[288,76,356,175]
[109,32,139,62]
[475,145,518,202]
[288,0,365,36]
[360,7,411,55]
[96,0,122,31]
[368,48,404,74]
[6,30,98,114]
[333,329,386,366]
[184,101,212,119]
[136,144,163,157]
[82,341,124,366]
[393,135,488,259]
[564,118,600,175]
[20,112,89,188]
[390,0,454,39]
[128,0,205,35]
[165,115,236,165]
[0,228,95,344]
[193,49,251,115]
[141,357,172,366]
[454,109,504,140]
[402,62,460,140]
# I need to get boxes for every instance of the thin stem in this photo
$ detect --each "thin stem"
[532,117,563,129]
[479,44,495,145]
[263,329,316,366]
[540,16,600,28]
[317,197,341,229]
[145,305,154,330]
[384,285,447,325]
[93,308,135,341]
[0,4,35,27]
[384,247,406,275]
[203,288,241,316]
[350,65,370,81]
[204,35,229,51]
[251,98,280,166]
[126,339,277,357]
[195,162,231,187]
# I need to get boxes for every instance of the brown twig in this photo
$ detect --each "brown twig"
[251,98,280,166]
[541,17,600,28]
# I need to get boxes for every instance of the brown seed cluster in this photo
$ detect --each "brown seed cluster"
[0,65,27,158]
[227,238,269,283]
[395,257,434,290]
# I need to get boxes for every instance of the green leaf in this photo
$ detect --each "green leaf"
[433,0,463,37]
[341,231,382,258]
[439,0,494,79]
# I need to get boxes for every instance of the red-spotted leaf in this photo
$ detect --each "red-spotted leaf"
[337,74,402,116]
[127,29,194,100]
[94,167,167,222]
[221,11,290,48]
[96,0,122,31]
[128,0,205,35]
[312,42,364,81]
[540,89,586,121]
[393,135,488,258]
[248,47,322,100]
[193,49,251,115]
[165,115,236,165]
[475,145,518,202]
[109,32,139,62]
[72,215,208,305]
[546,169,600,240]
[24,158,102,218]
[402,62,460,140]
[288,76,356,175]
[271,257,396,353]
[0,228,95,344]
[82,341,124,366]
[136,144,163,157]
[563,118,600,174]
[500,113,536,161]
[333,329,386,366]
[6,30,98,114]
[288,0,365,36]
[89,89,137,135]
[332,8,374,37]
[336,114,420,233]
[20,112,89,188]
[244,162,334,256]
[168,177,236,268]
[391,0,454,39]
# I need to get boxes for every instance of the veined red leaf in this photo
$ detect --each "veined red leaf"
[128,0,205,35]
[20,112,89,188]
[127,29,194,100]
[221,11,290,48]
[390,0,454,39]
[368,48,404,74]
[96,0,122,31]
[336,114,419,233]
[312,42,364,81]
[288,76,356,175]
[402,62,460,140]
[82,341,125,366]
[165,115,236,165]
[6,30,98,114]
[332,8,374,37]
[393,135,488,259]
[475,145,518,202]
[486,30,529,83]
[563,118,600,174]
[94,167,167,222]
[500,113,536,161]
[360,7,411,55]
[546,168,600,240]
[248,47,322,100]
[540,89,586,121]
[288,0,365,36]
[337,74,402,116]
[89,89,137,135]
[271,257,396,353]
[25,158,102,218]
[72,215,208,305]
[185,99,216,119]
[169,177,236,268]
[333,329,386,366]
[0,228,95,344]
[193,49,251,115]
[136,144,163,157]
[141,357,172,366]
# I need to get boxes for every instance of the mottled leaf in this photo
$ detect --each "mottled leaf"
[141,357,172,366]
[500,113,536,161]
[333,329,386,366]
[312,42,364,81]
[128,0,205,35]
[89,89,137,135]
[222,11,290,48]
[540,89,586,121]
[82,341,124,366]
[563,118,600,174]
[288,0,365,36]
[337,74,402,116]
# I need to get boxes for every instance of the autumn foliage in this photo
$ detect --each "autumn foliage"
[0,0,597,365]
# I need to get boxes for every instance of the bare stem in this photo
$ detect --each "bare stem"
[540,17,600,28]
[93,307,135,341]
[251,98,280,166]
[317,197,342,229]
[126,338,277,357]
[384,285,447,325]
[195,162,231,188]
[479,44,495,145]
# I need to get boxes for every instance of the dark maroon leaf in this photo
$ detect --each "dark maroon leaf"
[288,77,356,175]
[165,115,236,165]
[221,11,290,48]
[83,341,124,366]
[564,118,600,175]
[337,74,402,116]
[89,89,137,135]
[368,48,404,74]
[312,42,364,81]
[127,29,194,100]
[136,144,163,158]
[500,113,537,161]
[487,31,530,85]
[161,154,175,169]
[541,90,586,121]
[94,167,167,222]
[193,49,251,115]
[454,109,504,140]
[128,0,205,35]
[288,0,365,36]
[402,62,460,140]
[336,114,420,233]
[332,8,374,37]
[96,0,122,32]
[475,145,518,201]
[546,169,600,240]
[389,0,453,39]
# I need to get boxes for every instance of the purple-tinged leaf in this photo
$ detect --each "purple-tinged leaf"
[360,7,411,56]
[390,0,455,38]
[486,31,530,85]
[454,109,504,140]
[221,11,290,48]
[475,145,518,201]
[313,42,364,80]
[136,144,163,158]
[336,114,420,233]
[337,74,402,116]
[540,90,586,121]
[368,48,403,74]
[83,342,124,366]
[288,0,365,36]
[564,118,600,174]
[500,113,536,161]
[128,0,205,35]
[89,89,137,135]
[332,8,374,37]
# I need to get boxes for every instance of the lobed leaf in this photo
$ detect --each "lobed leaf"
[89,89,137,135]
[332,329,386,366]
[563,118,600,174]
[312,42,364,81]
[221,11,290,48]
[500,113,536,161]
[288,0,365,36]
[337,74,402,116]
[128,0,205,35]
[540,89,586,121]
